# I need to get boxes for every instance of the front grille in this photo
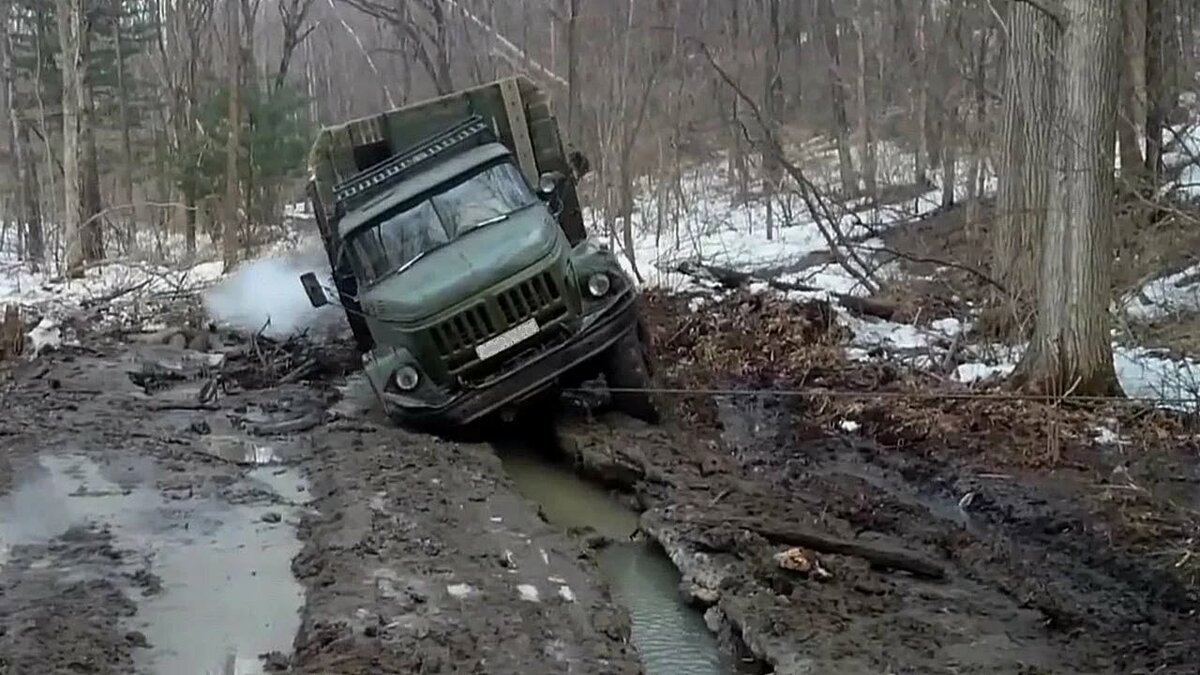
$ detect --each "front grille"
[497,272,561,324]
[427,271,570,376]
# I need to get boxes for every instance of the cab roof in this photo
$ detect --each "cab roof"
[337,142,513,238]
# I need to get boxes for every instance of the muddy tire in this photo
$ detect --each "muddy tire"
[601,327,660,424]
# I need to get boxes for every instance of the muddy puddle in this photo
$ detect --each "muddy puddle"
[0,452,307,674]
[498,450,731,675]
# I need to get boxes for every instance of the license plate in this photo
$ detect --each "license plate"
[475,318,539,361]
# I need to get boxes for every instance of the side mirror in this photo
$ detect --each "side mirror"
[300,272,329,308]
[537,170,565,197]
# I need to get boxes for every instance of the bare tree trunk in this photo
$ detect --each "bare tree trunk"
[994,2,1059,302]
[80,83,104,262]
[914,0,930,185]
[725,2,749,198]
[817,0,859,197]
[223,2,242,272]
[565,0,580,141]
[114,15,137,249]
[1117,0,1147,188]
[763,0,783,239]
[1144,0,1167,185]
[18,123,42,263]
[939,3,965,209]
[1015,0,1123,397]
[966,27,992,228]
[0,0,32,265]
[853,10,877,201]
[56,0,86,277]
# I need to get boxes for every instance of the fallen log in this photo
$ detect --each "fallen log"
[752,523,946,580]
[673,261,900,321]
[708,516,946,580]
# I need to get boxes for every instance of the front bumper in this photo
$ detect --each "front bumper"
[382,292,638,427]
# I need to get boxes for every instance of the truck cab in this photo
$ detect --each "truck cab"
[302,78,656,428]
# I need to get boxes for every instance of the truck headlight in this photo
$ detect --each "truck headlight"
[586,273,611,298]
[394,365,420,391]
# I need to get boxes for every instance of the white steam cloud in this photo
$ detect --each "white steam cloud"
[202,252,342,339]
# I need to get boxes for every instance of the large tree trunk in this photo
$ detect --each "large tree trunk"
[1014,0,1123,397]
[817,0,859,198]
[993,2,1060,303]
[223,2,242,272]
[56,0,86,278]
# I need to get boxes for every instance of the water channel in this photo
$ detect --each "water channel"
[497,448,732,675]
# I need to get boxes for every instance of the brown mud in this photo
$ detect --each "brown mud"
[545,291,1200,674]
[0,333,640,675]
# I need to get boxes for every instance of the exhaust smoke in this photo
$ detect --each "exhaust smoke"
[202,252,342,340]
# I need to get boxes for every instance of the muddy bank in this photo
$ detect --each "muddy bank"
[0,339,640,674]
[555,409,1200,674]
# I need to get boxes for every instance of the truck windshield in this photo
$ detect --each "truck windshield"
[348,161,537,285]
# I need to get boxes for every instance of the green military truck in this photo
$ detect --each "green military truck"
[299,76,657,428]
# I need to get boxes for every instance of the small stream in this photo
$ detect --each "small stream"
[497,449,732,675]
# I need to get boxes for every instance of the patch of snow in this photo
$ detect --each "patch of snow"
[838,420,861,433]
[931,317,965,337]
[954,362,1016,384]
[446,583,476,599]
[1114,347,1200,413]
[1121,263,1200,320]
[841,314,936,352]
[557,585,576,603]
[27,317,62,354]
[517,584,540,602]
[1092,424,1123,446]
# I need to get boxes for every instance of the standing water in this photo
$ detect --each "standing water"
[498,451,731,675]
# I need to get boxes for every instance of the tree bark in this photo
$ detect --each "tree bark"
[17,123,42,265]
[1117,0,1147,188]
[565,0,580,141]
[80,81,104,262]
[914,0,930,185]
[114,12,137,249]
[1144,0,1166,185]
[56,0,86,278]
[994,1,1059,303]
[817,0,859,197]
[1014,0,1123,397]
[763,0,783,239]
[223,1,242,272]
[966,27,992,229]
[853,11,878,201]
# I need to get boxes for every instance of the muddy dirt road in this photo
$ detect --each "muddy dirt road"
[5,292,1200,675]
[0,336,639,675]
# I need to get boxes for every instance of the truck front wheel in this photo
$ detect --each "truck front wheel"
[601,328,660,424]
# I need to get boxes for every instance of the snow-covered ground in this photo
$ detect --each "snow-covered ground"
[0,222,328,346]
[586,133,1200,413]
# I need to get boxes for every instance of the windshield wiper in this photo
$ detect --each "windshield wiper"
[472,213,509,229]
